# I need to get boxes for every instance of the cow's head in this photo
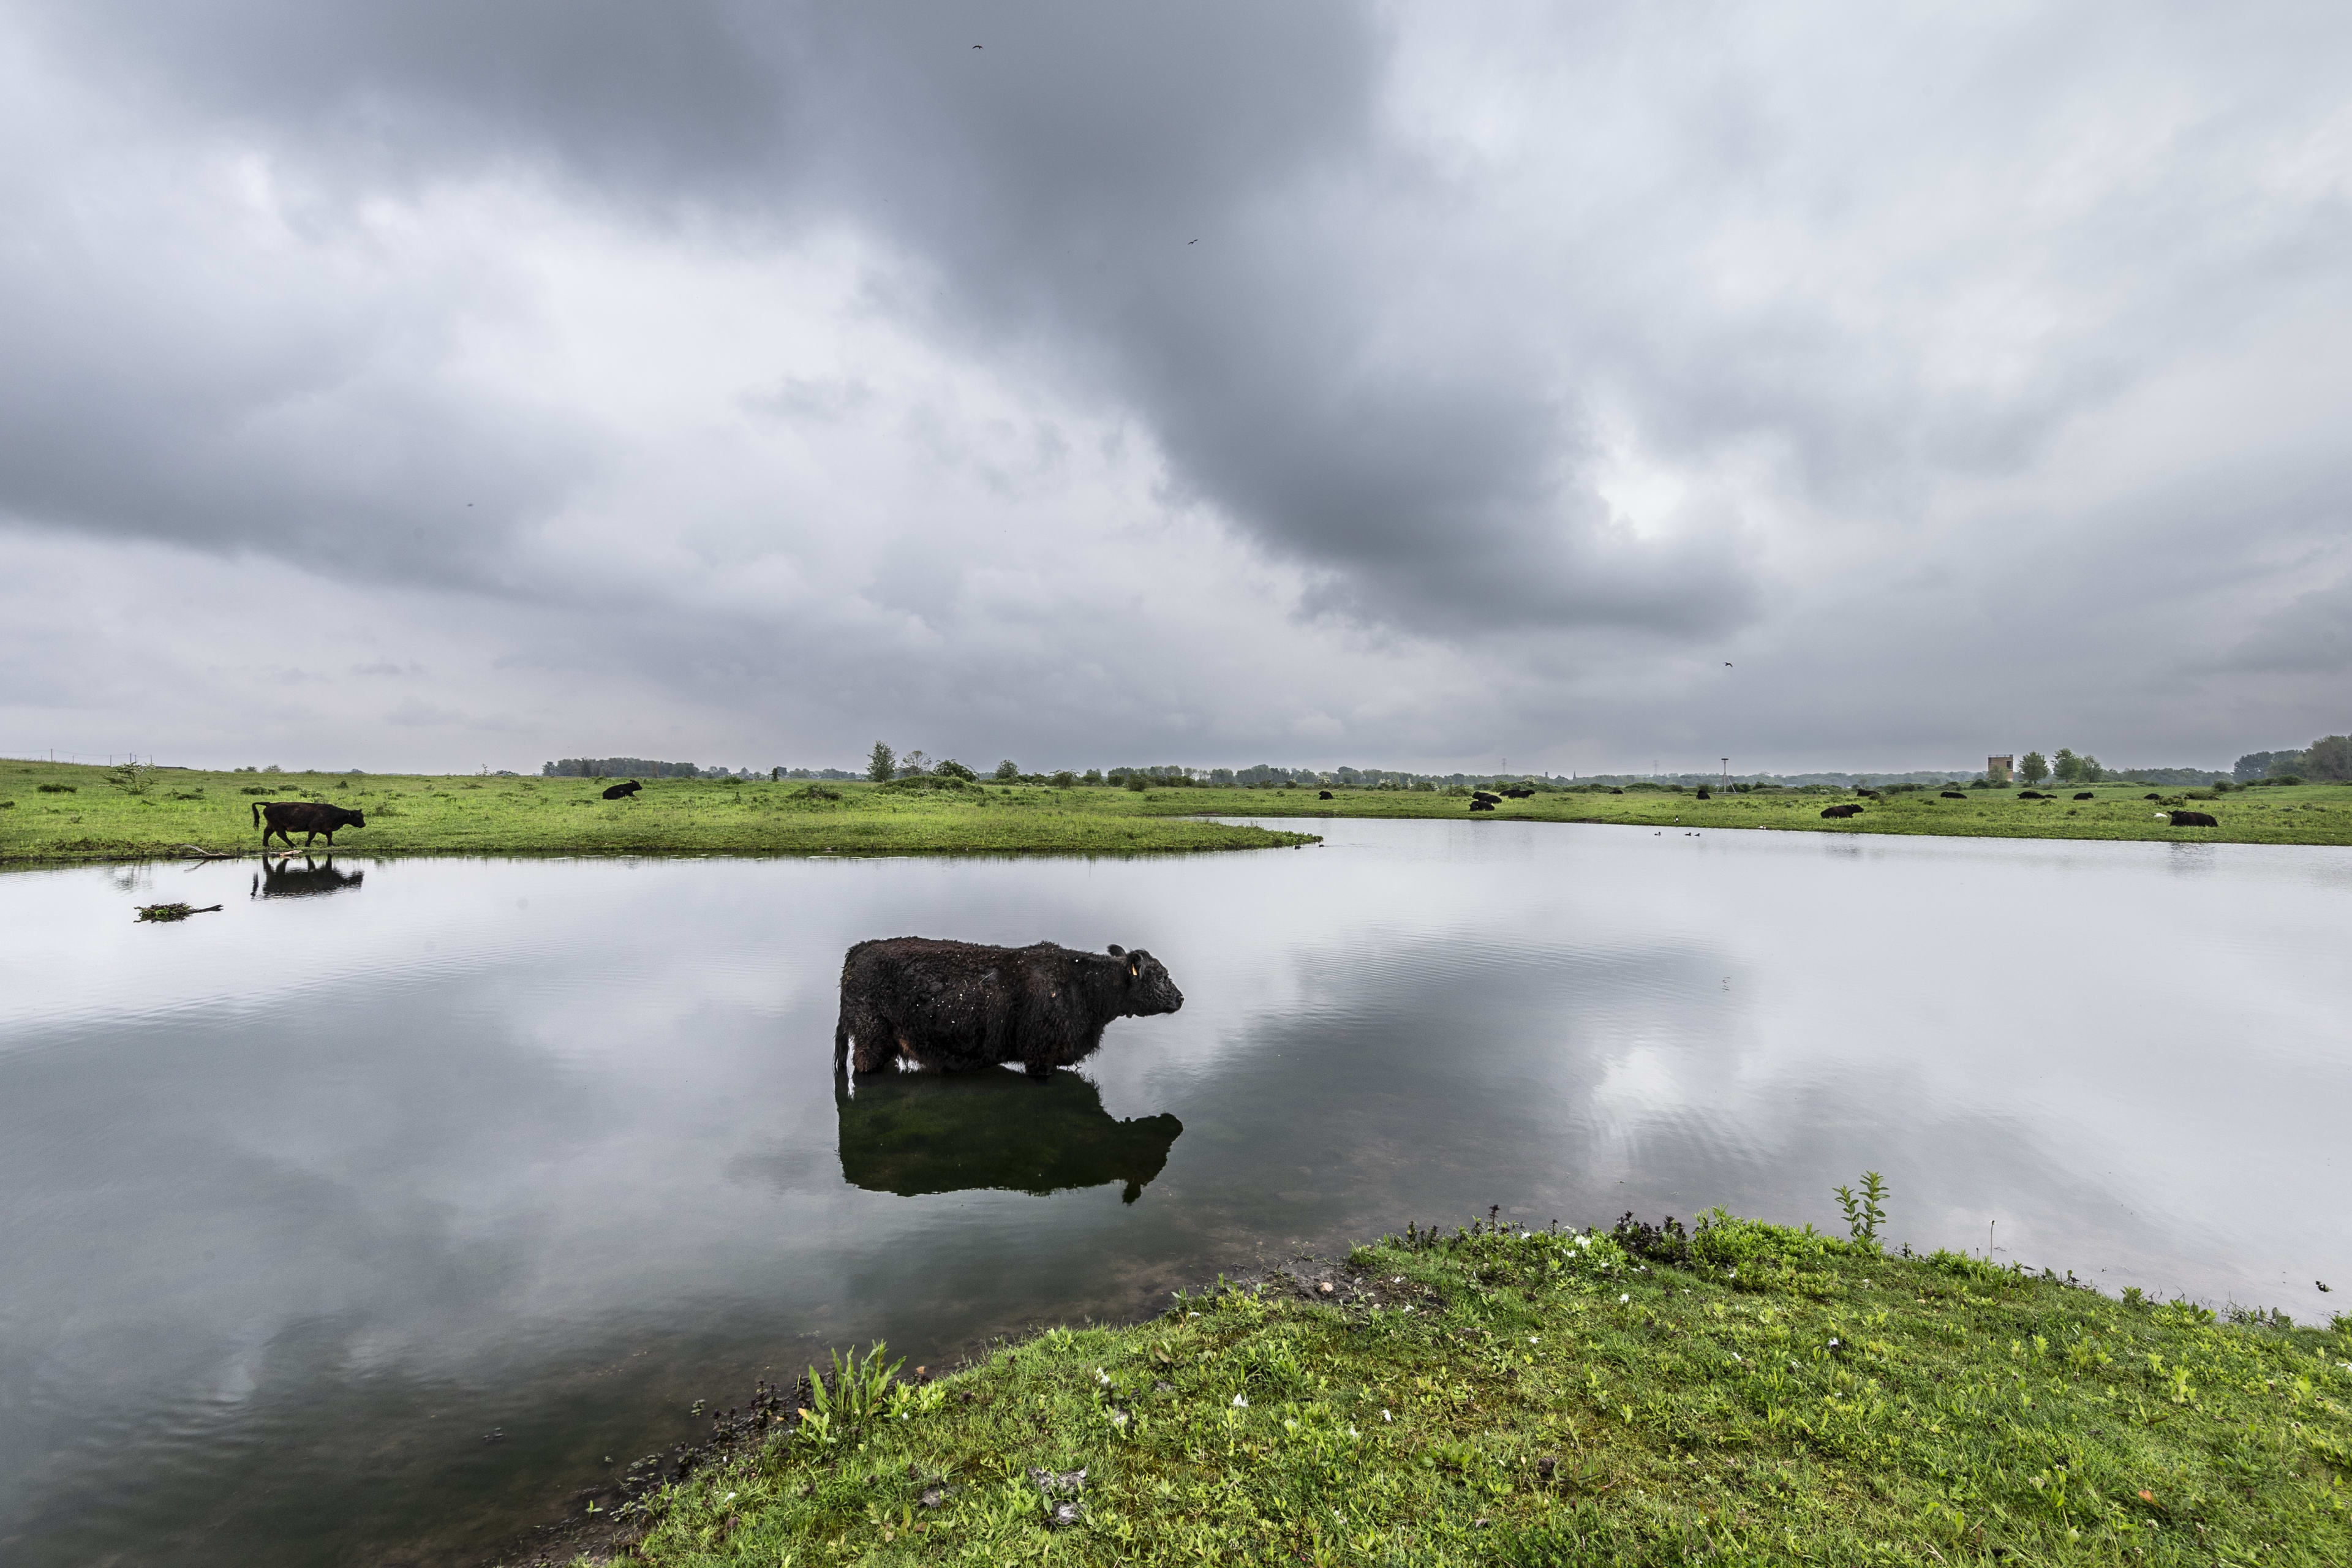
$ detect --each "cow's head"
[345,809,366,827]
[1109,945,1183,1016]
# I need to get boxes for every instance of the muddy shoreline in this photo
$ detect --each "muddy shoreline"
[474,1254,1371,1567]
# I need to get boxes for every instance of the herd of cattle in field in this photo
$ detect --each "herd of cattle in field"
[238,775,2231,852]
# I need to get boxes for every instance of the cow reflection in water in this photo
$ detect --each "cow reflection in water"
[251,856,365,899]
[835,1068,1182,1204]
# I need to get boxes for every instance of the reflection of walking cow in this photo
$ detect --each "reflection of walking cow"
[253,801,366,848]
[252,856,365,899]
[835,938,1183,1079]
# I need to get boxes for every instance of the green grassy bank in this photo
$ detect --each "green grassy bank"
[1152,780,2352,847]
[7,761,2351,864]
[594,1213,2351,1567]
[0,762,1317,862]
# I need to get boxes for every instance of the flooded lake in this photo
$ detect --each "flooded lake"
[2,820,2346,1564]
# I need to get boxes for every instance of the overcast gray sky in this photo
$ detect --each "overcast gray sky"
[3,2,2347,775]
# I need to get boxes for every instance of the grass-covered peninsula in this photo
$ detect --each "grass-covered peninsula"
[583,1210,2351,1567]
[6,760,2352,864]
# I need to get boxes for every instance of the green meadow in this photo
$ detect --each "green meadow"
[1156,780,2352,846]
[6,761,2352,863]
[606,1210,2352,1567]
[0,762,1316,862]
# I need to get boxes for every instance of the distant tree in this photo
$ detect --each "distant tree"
[2078,754,2103,782]
[898,750,930,777]
[1051,770,1075,788]
[2019,751,2049,785]
[1124,774,1148,791]
[2305,734,2352,782]
[2051,748,2081,783]
[993,759,1019,781]
[1081,769,1102,786]
[866,742,895,783]
[934,759,977,781]
[2234,749,2304,782]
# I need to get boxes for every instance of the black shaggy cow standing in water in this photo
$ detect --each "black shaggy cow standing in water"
[835,938,1183,1079]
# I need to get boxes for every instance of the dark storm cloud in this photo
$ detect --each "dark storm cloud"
[10,0,1751,635]
[7,2,2352,770]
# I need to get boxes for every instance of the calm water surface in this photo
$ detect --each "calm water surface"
[2,820,2346,1564]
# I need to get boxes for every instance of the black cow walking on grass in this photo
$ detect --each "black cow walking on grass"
[253,801,366,848]
[1820,803,1863,819]
[835,938,1183,1079]
[602,779,643,800]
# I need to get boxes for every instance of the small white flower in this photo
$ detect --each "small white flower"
[1348,1425,1359,1438]
[1232,1393,1248,1408]
[1619,1293,1630,1303]
[1382,1409,1393,1422]
[1096,1369,1110,1385]
[722,1491,737,1503]
[1730,1352,1742,1362]
[1528,1336,1538,1344]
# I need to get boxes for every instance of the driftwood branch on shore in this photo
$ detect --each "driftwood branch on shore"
[174,844,239,859]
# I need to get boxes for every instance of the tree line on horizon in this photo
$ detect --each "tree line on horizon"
[540,737,2351,791]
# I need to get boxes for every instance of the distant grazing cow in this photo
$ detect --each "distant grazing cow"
[1471,791,1501,806]
[1940,791,1966,799]
[1502,787,1534,799]
[2144,793,2162,801]
[1317,790,1333,799]
[2167,810,2219,828]
[1820,803,1863,819]
[602,779,643,800]
[2073,791,2094,801]
[835,938,1183,1079]
[1855,788,1882,800]
[2017,790,2047,799]
[1469,798,1496,811]
[253,801,365,848]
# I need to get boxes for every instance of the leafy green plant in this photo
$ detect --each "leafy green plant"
[1833,1170,1888,1248]
[806,1341,905,1432]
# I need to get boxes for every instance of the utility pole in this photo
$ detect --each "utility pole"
[1722,758,1730,790]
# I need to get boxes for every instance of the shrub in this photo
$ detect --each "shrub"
[1125,775,1148,791]
[37,783,75,793]
[993,760,1019,782]
[1050,771,1075,788]
[933,760,978,782]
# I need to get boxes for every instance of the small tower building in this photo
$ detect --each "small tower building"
[1986,755,2015,784]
